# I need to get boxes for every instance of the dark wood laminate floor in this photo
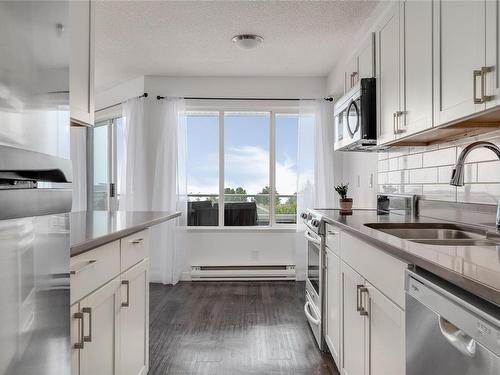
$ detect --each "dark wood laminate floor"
[149,281,339,375]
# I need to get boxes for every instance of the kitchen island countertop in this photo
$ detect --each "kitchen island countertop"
[70,211,181,256]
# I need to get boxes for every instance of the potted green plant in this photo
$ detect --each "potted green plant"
[334,183,353,212]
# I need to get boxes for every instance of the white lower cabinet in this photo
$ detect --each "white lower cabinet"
[71,232,150,375]
[341,262,367,375]
[366,282,405,375]
[325,226,406,375]
[79,278,121,375]
[325,248,341,367]
[120,260,150,375]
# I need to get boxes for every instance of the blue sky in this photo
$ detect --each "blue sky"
[186,112,299,195]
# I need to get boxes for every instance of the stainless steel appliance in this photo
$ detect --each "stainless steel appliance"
[334,78,377,151]
[301,209,326,350]
[0,1,72,374]
[406,268,500,375]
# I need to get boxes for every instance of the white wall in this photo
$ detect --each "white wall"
[145,75,327,99]
[339,152,378,209]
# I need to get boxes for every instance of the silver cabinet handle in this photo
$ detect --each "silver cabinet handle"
[392,112,397,134]
[356,284,363,312]
[73,312,85,349]
[122,280,130,307]
[359,287,369,316]
[70,259,97,275]
[131,238,143,245]
[481,66,495,102]
[438,316,476,357]
[473,69,483,103]
[82,307,92,343]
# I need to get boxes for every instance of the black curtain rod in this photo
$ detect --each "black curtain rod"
[156,95,333,102]
[95,92,148,113]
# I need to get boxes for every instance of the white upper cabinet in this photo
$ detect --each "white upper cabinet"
[400,0,433,136]
[70,0,95,126]
[485,0,500,109]
[358,33,375,80]
[376,2,401,146]
[433,0,487,125]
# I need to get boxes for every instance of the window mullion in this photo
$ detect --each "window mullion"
[269,111,276,226]
[218,110,225,227]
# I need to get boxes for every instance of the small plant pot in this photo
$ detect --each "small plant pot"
[339,198,353,212]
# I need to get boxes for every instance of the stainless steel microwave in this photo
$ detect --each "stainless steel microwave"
[334,78,377,151]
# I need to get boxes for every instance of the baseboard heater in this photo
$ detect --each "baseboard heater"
[190,265,296,281]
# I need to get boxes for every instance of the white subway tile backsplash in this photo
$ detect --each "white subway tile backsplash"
[477,161,500,183]
[422,185,457,202]
[388,157,399,171]
[378,159,389,172]
[399,153,423,170]
[422,148,456,167]
[409,168,438,184]
[378,135,499,205]
[457,184,500,205]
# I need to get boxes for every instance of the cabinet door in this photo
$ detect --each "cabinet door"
[80,278,121,375]
[358,33,375,79]
[401,0,433,136]
[71,303,81,375]
[376,2,400,145]
[341,262,367,375]
[485,0,500,109]
[120,259,149,375]
[366,283,405,375]
[434,0,486,125]
[70,0,95,126]
[325,250,341,368]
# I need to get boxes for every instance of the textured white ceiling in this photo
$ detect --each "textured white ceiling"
[95,0,378,92]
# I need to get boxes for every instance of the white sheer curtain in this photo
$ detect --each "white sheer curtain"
[295,99,335,280]
[121,96,187,284]
[70,127,87,211]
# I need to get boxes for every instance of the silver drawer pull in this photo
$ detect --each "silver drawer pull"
[473,69,483,104]
[122,280,130,307]
[73,312,84,349]
[82,307,92,343]
[70,259,97,275]
[131,238,143,245]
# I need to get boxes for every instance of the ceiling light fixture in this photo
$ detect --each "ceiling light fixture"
[231,34,264,50]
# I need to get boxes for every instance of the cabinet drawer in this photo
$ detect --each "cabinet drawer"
[340,231,407,309]
[121,229,149,272]
[71,240,120,304]
[325,224,341,256]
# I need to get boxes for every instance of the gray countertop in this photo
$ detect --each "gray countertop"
[314,209,500,307]
[70,211,181,256]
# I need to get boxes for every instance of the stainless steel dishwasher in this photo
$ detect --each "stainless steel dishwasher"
[406,269,500,375]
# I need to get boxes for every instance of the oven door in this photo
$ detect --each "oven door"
[305,230,321,296]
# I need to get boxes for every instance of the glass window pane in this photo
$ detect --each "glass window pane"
[92,123,109,210]
[275,114,298,224]
[186,112,219,226]
[224,112,270,226]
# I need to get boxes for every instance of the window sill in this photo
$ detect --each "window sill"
[184,225,297,233]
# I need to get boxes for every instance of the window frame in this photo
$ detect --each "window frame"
[87,116,122,211]
[185,100,299,230]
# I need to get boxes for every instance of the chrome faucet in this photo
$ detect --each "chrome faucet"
[449,141,500,229]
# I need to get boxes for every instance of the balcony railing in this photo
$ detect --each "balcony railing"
[187,193,296,226]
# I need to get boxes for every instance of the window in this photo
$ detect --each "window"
[187,109,299,227]
[89,117,125,211]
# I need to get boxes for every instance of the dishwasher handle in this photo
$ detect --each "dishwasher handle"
[438,316,476,358]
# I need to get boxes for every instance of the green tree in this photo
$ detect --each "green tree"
[225,187,247,202]
[255,186,280,207]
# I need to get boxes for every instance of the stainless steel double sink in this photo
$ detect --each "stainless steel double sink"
[364,222,500,246]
